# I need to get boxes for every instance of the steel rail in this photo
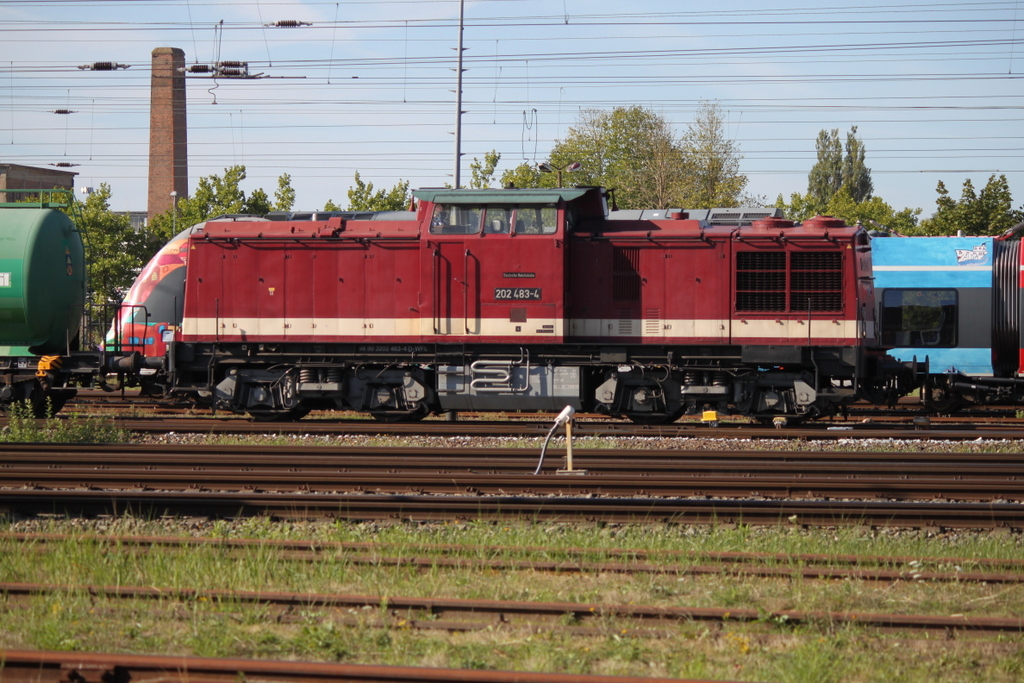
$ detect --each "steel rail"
[0,489,1021,528]
[3,583,1022,635]
[10,531,1024,572]
[4,535,1020,584]
[2,467,1023,500]
[7,442,1024,467]
[2,445,1023,500]
[0,649,710,683]
[14,415,1024,439]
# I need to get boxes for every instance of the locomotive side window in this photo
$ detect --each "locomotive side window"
[879,289,957,347]
[430,204,482,234]
[513,205,558,235]
[483,207,514,234]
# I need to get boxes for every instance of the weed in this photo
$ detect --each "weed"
[0,399,128,443]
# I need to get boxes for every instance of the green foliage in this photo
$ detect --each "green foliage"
[843,126,873,203]
[775,186,920,233]
[274,172,296,211]
[499,161,547,189]
[911,175,1024,236]
[678,101,748,208]
[148,166,288,243]
[468,150,501,189]
[69,184,158,307]
[345,172,411,211]
[807,129,843,205]
[547,105,687,209]
[542,103,748,210]
[807,127,873,206]
[0,400,127,443]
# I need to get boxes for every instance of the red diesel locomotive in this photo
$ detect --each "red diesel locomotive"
[135,186,899,422]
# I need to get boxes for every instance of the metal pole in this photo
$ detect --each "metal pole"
[453,0,464,188]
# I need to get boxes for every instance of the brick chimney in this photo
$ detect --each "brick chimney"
[148,47,187,222]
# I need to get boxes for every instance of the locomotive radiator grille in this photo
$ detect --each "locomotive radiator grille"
[735,251,843,313]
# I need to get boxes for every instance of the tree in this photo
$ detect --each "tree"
[148,166,283,243]
[807,128,843,207]
[678,101,748,208]
[274,172,296,211]
[843,126,873,203]
[344,172,411,211]
[469,150,501,189]
[775,187,920,234]
[70,184,156,307]
[912,175,1023,236]
[499,162,545,189]
[806,126,873,209]
[547,105,688,209]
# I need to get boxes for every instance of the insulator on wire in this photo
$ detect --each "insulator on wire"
[187,64,213,73]
[217,61,247,68]
[51,109,77,115]
[77,62,129,71]
[49,162,79,167]
[266,20,311,27]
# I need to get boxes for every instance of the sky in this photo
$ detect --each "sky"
[1,0,1023,218]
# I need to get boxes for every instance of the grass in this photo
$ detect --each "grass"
[0,400,128,443]
[2,419,1024,680]
[0,518,1022,682]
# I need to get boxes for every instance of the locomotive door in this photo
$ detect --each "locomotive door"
[429,240,471,336]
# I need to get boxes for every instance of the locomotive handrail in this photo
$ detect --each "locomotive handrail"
[571,234,711,243]
[432,248,440,335]
[464,248,471,335]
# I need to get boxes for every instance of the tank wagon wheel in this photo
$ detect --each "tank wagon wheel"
[26,381,69,418]
[924,384,963,414]
[139,379,168,399]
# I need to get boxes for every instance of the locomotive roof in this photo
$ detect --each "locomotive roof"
[412,187,592,205]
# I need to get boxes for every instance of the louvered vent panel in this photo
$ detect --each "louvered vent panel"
[790,252,843,312]
[612,247,642,301]
[645,309,661,335]
[736,252,786,312]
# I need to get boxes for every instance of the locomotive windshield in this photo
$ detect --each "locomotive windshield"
[429,204,558,235]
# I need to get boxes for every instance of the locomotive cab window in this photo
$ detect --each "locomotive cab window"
[879,288,957,347]
[483,207,514,234]
[513,206,558,235]
[430,204,482,235]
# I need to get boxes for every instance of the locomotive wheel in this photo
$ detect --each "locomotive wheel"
[248,406,312,422]
[370,403,430,423]
[626,409,684,426]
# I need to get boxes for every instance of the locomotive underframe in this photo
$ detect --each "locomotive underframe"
[160,340,882,422]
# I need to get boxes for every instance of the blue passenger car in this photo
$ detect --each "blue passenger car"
[871,234,1021,409]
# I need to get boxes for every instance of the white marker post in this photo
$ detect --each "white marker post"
[533,405,586,475]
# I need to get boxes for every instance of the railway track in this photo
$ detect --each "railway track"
[2,444,1023,501]
[7,532,1024,583]
[1,443,1022,527]
[13,412,1024,440]
[0,649,700,683]
[4,580,1022,636]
